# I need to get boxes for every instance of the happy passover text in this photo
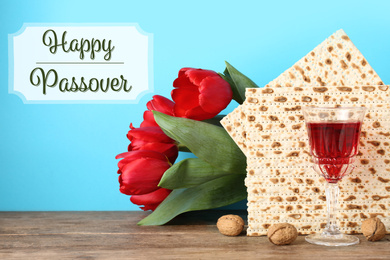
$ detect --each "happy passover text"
[30,29,132,94]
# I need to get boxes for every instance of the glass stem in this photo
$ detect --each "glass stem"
[324,182,341,236]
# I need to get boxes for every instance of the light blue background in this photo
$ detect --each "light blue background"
[0,0,389,211]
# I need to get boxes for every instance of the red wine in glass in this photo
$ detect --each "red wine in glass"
[302,106,366,247]
[306,121,362,183]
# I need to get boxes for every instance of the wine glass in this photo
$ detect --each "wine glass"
[302,106,367,246]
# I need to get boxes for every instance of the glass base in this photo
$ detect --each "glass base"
[305,232,359,246]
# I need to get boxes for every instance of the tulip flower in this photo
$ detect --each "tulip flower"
[140,95,175,127]
[127,125,178,164]
[116,150,172,210]
[115,62,252,222]
[130,188,172,211]
[172,68,233,120]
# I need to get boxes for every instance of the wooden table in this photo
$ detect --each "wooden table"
[0,211,389,259]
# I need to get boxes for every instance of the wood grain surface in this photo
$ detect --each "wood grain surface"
[0,210,389,259]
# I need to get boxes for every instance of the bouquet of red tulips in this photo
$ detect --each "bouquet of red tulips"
[116,62,258,225]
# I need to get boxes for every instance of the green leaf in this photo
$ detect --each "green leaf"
[159,158,235,189]
[223,61,259,104]
[177,143,191,153]
[219,71,240,103]
[153,111,246,174]
[138,174,247,225]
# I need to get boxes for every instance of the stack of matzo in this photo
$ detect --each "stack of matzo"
[221,29,390,236]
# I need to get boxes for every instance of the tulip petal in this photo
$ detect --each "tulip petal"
[177,67,191,77]
[131,142,178,163]
[116,150,168,163]
[184,68,219,86]
[125,125,178,163]
[130,188,171,211]
[173,72,196,89]
[184,106,216,121]
[199,76,232,114]
[171,87,200,117]
[127,138,149,151]
[120,157,170,195]
[144,144,178,163]
[146,95,175,116]
[140,111,159,127]
[172,87,200,107]
[127,126,174,143]
[136,203,160,211]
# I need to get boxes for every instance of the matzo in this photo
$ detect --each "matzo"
[221,29,384,153]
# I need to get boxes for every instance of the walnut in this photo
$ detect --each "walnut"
[267,223,298,245]
[216,214,245,236]
[361,217,386,241]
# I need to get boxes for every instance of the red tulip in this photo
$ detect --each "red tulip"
[116,68,234,211]
[130,188,171,211]
[172,68,232,120]
[140,110,158,128]
[127,125,178,164]
[116,150,172,210]
[140,95,175,127]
